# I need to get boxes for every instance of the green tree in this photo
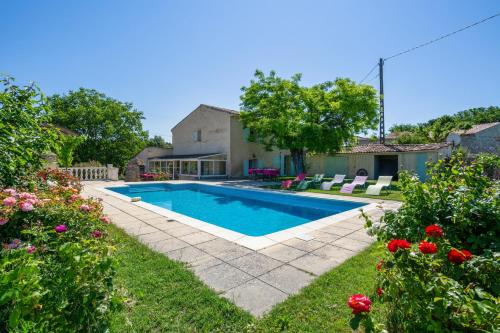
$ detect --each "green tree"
[0,76,57,186]
[240,70,379,174]
[56,135,83,167]
[147,135,172,149]
[49,88,148,170]
[391,106,500,144]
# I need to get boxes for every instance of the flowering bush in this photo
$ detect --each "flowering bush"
[0,170,119,332]
[353,152,499,332]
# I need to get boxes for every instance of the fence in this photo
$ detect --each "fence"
[59,165,119,181]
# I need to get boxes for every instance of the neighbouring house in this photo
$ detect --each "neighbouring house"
[135,104,452,180]
[446,122,499,155]
[307,143,452,181]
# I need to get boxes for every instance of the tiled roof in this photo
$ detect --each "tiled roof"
[450,122,499,136]
[344,143,451,154]
[200,104,239,114]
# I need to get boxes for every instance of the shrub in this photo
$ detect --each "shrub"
[352,152,499,333]
[0,76,57,187]
[0,170,119,332]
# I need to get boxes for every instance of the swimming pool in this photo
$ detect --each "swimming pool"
[107,183,367,237]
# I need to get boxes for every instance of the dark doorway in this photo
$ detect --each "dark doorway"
[375,155,398,180]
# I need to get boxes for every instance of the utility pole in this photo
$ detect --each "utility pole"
[378,58,385,144]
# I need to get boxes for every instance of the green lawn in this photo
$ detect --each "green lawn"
[260,178,403,201]
[110,225,386,332]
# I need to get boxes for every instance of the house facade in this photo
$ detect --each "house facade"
[446,122,499,155]
[141,104,452,180]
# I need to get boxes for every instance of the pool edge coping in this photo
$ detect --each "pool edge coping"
[94,181,390,250]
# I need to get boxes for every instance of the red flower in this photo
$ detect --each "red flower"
[387,239,411,253]
[91,230,103,238]
[425,224,443,238]
[347,294,372,314]
[376,288,383,297]
[461,250,473,261]
[418,241,437,254]
[376,260,384,271]
[448,249,473,264]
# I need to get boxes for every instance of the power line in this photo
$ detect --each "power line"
[384,12,500,61]
[359,62,378,83]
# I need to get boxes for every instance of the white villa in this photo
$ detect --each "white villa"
[133,104,453,180]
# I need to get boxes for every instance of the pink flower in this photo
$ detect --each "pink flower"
[19,201,34,212]
[55,224,68,233]
[27,245,36,254]
[8,239,21,249]
[18,192,37,200]
[3,188,17,196]
[100,216,110,224]
[0,217,8,225]
[91,230,103,238]
[79,204,92,212]
[3,196,17,207]
[68,194,81,202]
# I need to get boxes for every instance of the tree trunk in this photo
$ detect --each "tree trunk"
[290,148,306,175]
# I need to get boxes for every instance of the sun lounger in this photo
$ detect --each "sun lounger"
[340,176,368,194]
[281,173,306,189]
[320,174,346,191]
[296,174,324,190]
[365,176,393,195]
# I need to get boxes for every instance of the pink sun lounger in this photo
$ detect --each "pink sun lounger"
[340,176,368,194]
[281,173,306,189]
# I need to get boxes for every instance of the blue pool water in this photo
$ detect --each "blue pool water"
[107,183,366,236]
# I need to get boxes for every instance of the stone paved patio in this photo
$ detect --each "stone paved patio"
[82,180,400,316]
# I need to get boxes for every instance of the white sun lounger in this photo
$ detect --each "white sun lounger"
[320,174,346,191]
[340,176,368,194]
[365,176,393,196]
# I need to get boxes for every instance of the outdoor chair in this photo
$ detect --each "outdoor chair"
[365,176,393,196]
[281,172,306,189]
[340,176,368,194]
[296,174,324,190]
[320,174,346,191]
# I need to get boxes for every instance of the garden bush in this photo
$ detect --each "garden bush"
[349,152,499,332]
[0,169,120,332]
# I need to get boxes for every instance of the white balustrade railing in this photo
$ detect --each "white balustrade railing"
[59,165,119,181]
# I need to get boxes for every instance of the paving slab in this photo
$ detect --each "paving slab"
[167,246,212,264]
[306,230,342,243]
[125,224,160,236]
[312,244,357,262]
[137,231,172,244]
[197,263,253,293]
[178,231,217,245]
[195,238,252,261]
[321,225,355,237]
[282,238,325,252]
[152,238,190,253]
[223,279,288,317]
[189,255,224,274]
[228,252,282,277]
[258,244,307,262]
[289,253,340,276]
[259,264,315,295]
[163,225,199,237]
[343,230,375,244]
[330,237,371,252]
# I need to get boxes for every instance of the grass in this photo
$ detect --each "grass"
[109,225,386,332]
[260,178,403,201]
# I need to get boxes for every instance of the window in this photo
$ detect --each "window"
[193,129,201,142]
[248,159,258,169]
[181,161,198,175]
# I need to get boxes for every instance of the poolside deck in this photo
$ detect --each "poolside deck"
[82,180,401,317]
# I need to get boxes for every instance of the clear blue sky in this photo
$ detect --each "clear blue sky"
[2,0,499,141]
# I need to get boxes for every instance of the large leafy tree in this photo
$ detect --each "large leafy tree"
[0,76,57,186]
[240,70,379,174]
[49,88,148,169]
[147,135,172,149]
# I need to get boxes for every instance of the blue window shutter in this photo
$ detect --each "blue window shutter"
[257,159,264,168]
[243,160,249,176]
[272,155,280,168]
[280,155,285,176]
